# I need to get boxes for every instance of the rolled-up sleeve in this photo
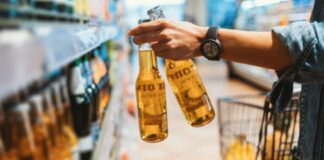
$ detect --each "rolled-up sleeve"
[270,21,324,111]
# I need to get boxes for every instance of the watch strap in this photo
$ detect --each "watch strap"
[206,26,219,40]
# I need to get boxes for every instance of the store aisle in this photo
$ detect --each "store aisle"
[137,59,261,160]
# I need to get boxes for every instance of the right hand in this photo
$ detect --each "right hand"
[128,19,208,60]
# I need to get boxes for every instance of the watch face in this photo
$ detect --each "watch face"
[203,40,219,59]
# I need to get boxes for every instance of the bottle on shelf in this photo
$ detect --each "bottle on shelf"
[92,48,110,126]
[81,0,90,17]
[56,0,67,13]
[1,95,21,160]
[68,59,93,160]
[50,82,72,158]
[11,103,37,159]
[59,76,79,160]
[147,6,215,127]
[66,0,74,14]
[1,0,19,19]
[52,80,80,160]
[34,0,56,11]
[29,94,52,160]
[82,55,100,142]
[135,18,168,143]
[43,88,69,159]
[98,44,111,124]
[0,104,10,160]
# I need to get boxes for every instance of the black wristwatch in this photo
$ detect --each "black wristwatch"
[200,26,222,61]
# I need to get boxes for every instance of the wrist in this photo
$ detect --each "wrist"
[197,27,208,42]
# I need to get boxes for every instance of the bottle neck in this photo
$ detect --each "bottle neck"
[138,46,158,72]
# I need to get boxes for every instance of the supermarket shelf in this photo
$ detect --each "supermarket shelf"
[230,62,301,93]
[93,58,128,160]
[231,63,276,90]
[0,3,89,25]
[34,24,118,72]
[0,24,118,100]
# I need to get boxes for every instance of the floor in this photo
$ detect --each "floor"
[137,59,261,160]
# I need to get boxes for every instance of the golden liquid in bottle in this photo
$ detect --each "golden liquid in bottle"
[60,78,79,160]
[0,108,14,160]
[0,132,6,160]
[32,123,51,160]
[51,85,76,160]
[165,59,215,127]
[136,49,168,143]
[43,91,69,160]
[15,104,38,160]
[29,100,52,160]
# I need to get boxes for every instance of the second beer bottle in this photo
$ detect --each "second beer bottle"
[135,18,168,143]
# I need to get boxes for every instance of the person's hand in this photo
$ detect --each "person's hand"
[128,19,208,60]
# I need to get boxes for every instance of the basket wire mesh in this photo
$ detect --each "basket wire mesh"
[217,93,299,160]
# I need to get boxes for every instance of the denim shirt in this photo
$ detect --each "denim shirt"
[270,0,324,159]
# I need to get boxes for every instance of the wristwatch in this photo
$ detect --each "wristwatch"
[200,26,222,61]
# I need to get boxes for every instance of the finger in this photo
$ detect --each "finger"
[133,30,163,45]
[155,50,170,59]
[129,20,167,36]
[151,41,170,52]
[155,48,186,61]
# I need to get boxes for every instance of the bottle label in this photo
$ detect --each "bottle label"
[136,80,166,124]
[166,62,210,111]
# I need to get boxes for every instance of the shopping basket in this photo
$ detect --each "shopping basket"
[217,93,300,160]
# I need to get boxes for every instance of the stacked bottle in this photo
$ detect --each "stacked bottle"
[0,42,113,159]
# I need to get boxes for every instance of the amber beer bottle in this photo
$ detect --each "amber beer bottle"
[147,6,215,127]
[43,88,67,160]
[0,105,10,160]
[1,95,20,160]
[58,77,80,160]
[52,81,79,160]
[29,94,52,160]
[13,103,38,160]
[165,60,215,127]
[136,18,168,143]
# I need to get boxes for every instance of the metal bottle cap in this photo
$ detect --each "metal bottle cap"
[138,18,151,24]
[147,6,165,20]
[147,6,161,15]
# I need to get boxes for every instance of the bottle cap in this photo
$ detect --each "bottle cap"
[147,6,161,16]
[74,59,82,66]
[138,18,151,24]
[147,6,165,19]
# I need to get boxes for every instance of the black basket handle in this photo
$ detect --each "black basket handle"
[256,95,272,160]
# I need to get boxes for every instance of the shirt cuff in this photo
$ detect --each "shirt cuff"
[270,22,316,111]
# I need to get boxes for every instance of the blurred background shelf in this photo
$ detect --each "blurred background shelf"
[0,23,118,100]
[227,0,313,91]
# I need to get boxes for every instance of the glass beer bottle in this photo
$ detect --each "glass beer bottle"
[1,95,20,160]
[52,81,79,160]
[136,18,168,143]
[29,94,52,160]
[13,103,37,160]
[0,105,10,160]
[165,60,215,127]
[59,77,80,160]
[147,6,215,127]
[43,88,66,160]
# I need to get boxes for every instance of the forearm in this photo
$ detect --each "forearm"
[129,19,293,70]
[217,28,293,71]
